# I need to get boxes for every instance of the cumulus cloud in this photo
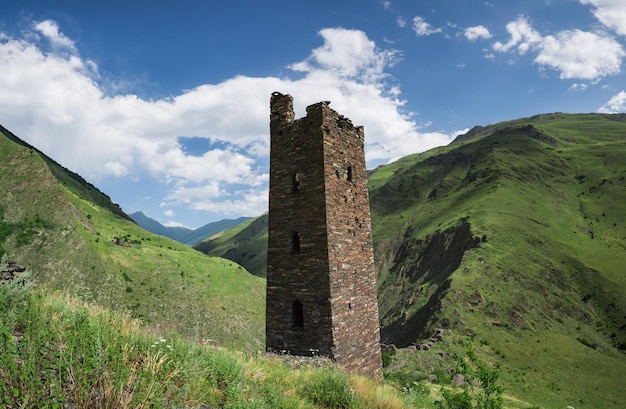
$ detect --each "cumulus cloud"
[536,30,625,79]
[289,28,400,83]
[492,16,625,80]
[598,90,626,113]
[412,16,442,37]
[580,0,626,36]
[493,16,542,54]
[0,21,454,220]
[464,25,492,41]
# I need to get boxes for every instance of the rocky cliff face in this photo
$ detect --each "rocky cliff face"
[377,219,483,346]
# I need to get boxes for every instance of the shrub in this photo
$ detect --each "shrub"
[435,340,503,409]
[0,258,33,330]
[382,351,393,367]
[299,368,360,409]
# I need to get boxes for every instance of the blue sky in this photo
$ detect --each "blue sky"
[1,1,625,228]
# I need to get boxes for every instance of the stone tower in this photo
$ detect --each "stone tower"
[266,92,382,379]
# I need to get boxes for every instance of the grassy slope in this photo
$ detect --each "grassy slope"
[0,129,265,351]
[1,279,422,409]
[370,113,626,409]
[195,213,269,277]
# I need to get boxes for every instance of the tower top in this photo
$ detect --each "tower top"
[270,92,295,125]
[270,92,364,142]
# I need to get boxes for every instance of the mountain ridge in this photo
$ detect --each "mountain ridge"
[129,211,251,246]
[0,123,131,222]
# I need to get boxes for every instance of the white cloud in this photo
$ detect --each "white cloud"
[569,83,588,91]
[598,90,626,113]
[464,25,492,41]
[412,16,442,37]
[0,21,454,219]
[104,161,128,177]
[164,209,174,217]
[580,0,626,36]
[492,16,542,54]
[164,221,188,228]
[492,16,625,80]
[33,20,76,52]
[289,28,400,84]
[397,17,407,28]
[536,30,624,79]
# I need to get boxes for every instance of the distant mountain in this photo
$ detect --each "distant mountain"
[129,211,252,246]
[129,211,192,241]
[195,213,268,277]
[0,124,264,351]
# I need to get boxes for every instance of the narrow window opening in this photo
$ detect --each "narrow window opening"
[347,166,353,181]
[291,231,301,253]
[292,172,300,192]
[292,300,304,329]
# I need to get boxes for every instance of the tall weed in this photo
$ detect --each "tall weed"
[299,368,360,409]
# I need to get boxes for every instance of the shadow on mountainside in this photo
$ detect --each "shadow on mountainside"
[379,219,483,347]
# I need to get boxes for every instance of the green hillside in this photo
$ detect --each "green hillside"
[371,113,626,408]
[0,127,265,351]
[195,213,268,277]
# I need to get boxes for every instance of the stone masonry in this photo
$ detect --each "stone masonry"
[266,92,383,379]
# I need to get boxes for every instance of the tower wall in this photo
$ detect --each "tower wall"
[266,92,382,379]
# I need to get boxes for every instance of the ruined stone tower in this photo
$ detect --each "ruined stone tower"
[266,92,382,379]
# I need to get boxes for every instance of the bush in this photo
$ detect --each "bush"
[382,351,393,367]
[435,340,503,409]
[0,258,33,330]
[299,368,360,409]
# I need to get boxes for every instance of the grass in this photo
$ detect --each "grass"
[0,275,431,408]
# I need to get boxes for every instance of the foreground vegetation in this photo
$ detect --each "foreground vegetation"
[0,266,520,408]
[0,282,399,408]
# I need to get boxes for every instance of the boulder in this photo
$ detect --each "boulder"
[453,373,465,386]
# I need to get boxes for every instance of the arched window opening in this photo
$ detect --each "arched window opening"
[292,172,300,192]
[292,231,301,253]
[292,300,304,329]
